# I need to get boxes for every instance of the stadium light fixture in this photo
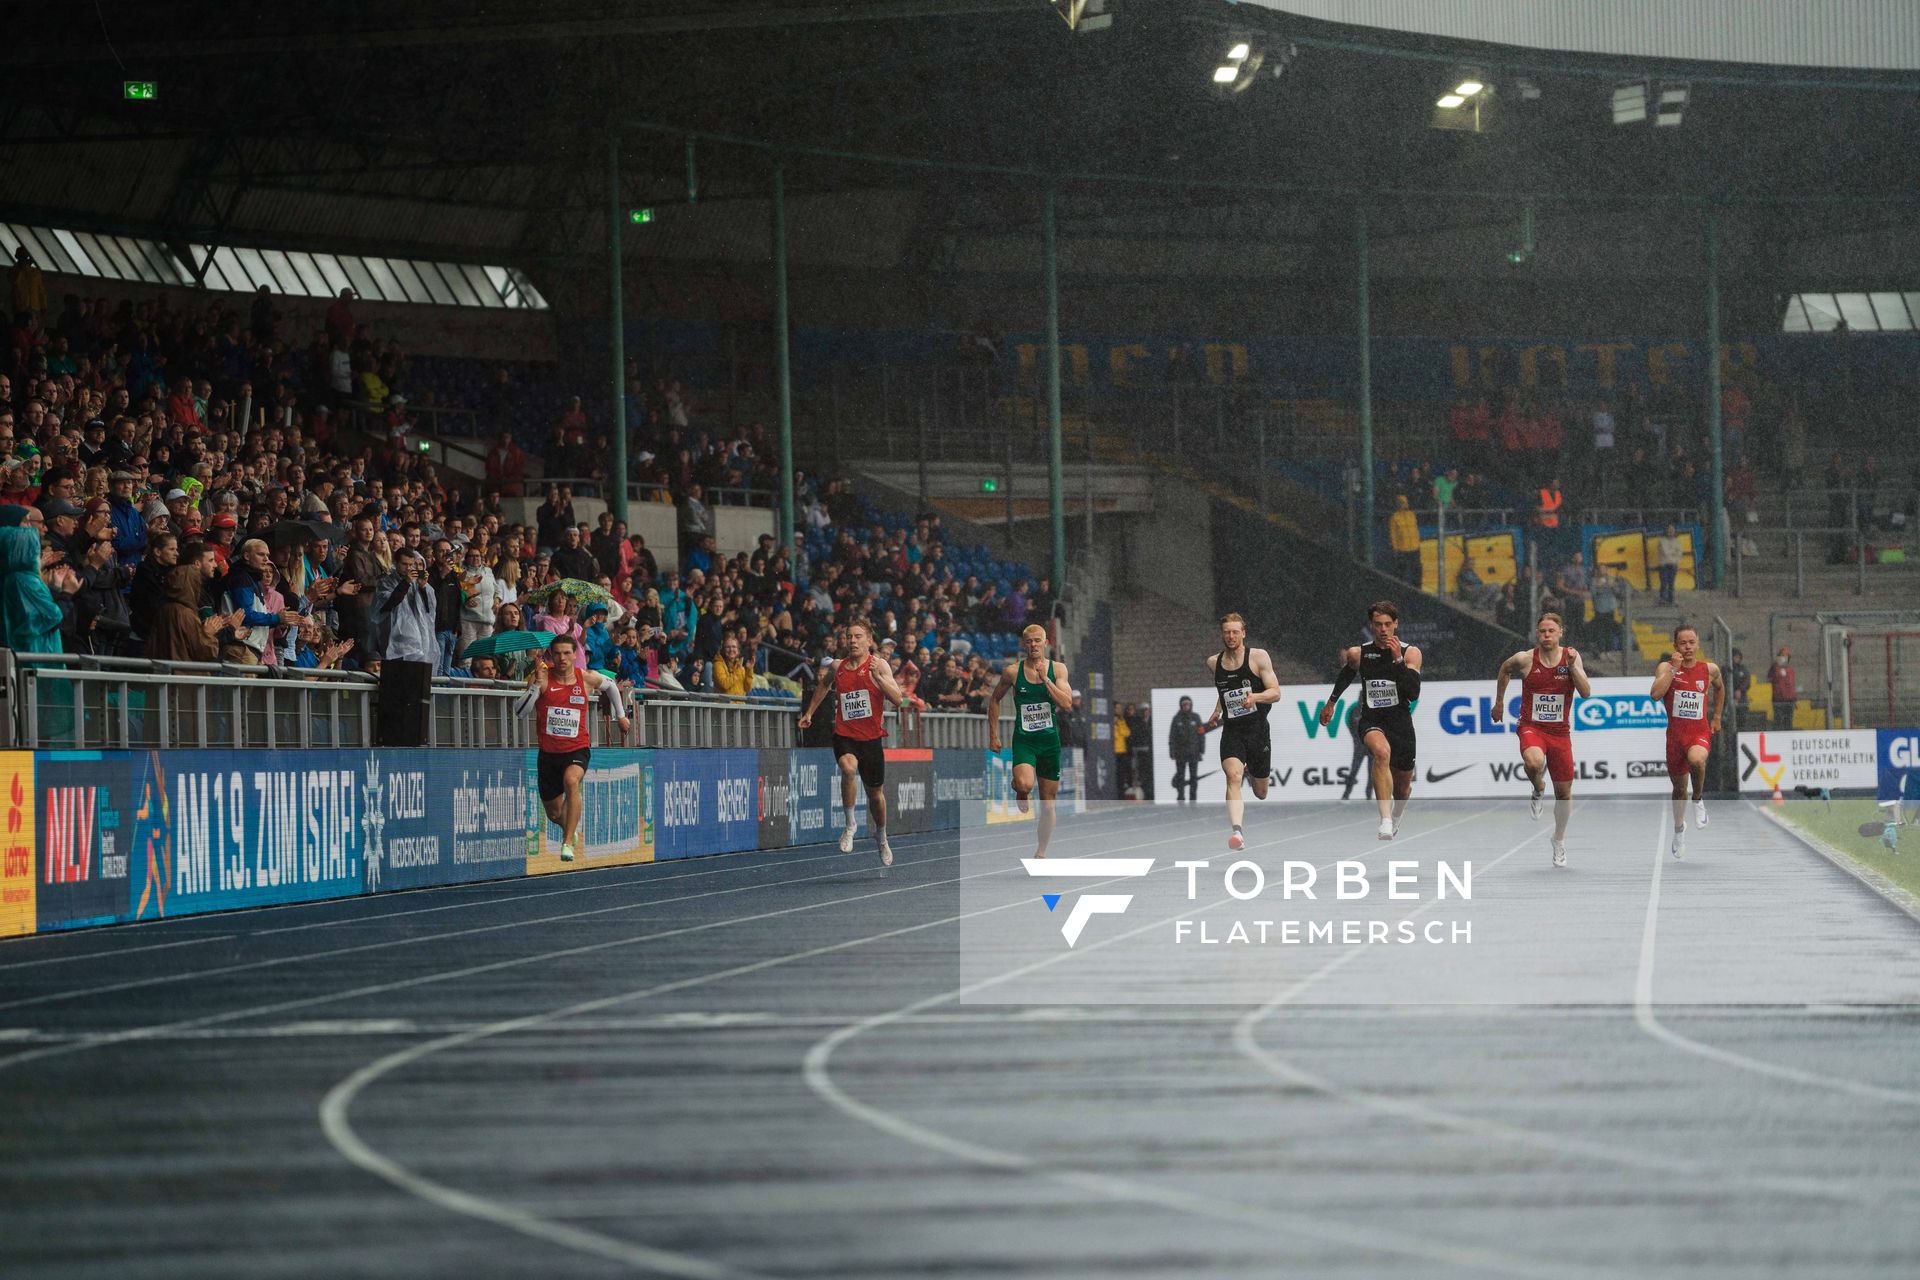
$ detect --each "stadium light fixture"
[1612,81,1648,125]
[1227,42,1250,61]
[1051,0,1109,33]
[1656,83,1689,127]
[1212,64,1240,84]
[1436,93,1466,109]
[1454,79,1484,97]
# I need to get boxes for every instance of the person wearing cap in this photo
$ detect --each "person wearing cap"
[106,469,147,567]
[42,497,85,563]
[165,487,193,526]
[207,511,238,570]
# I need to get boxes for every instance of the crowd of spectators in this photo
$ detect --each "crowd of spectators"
[0,272,1050,721]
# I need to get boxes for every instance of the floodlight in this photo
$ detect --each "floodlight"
[1612,81,1647,125]
[1656,82,1688,127]
[1213,65,1239,83]
[1436,93,1466,109]
[1228,42,1250,61]
[1454,80,1483,96]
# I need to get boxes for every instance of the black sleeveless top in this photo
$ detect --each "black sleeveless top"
[1213,648,1270,726]
[1356,641,1415,727]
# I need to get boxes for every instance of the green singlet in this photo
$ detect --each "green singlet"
[1011,659,1062,782]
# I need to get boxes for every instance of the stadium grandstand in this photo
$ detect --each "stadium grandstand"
[5,2,1920,1277]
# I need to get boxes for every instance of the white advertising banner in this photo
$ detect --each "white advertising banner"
[1152,676,1683,804]
[1736,729,1880,795]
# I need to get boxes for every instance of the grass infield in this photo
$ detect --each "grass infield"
[1771,796,1920,904]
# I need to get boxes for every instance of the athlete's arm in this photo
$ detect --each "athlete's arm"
[869,656,908,708]
[1491,650,1528,723]
[1044,662,1074,710]
[588,669,631,736]
[985,663,1016,751]
[1394,645,1423,700]
[1649,657,1677,699]
[1319,647,1359,726]
[797,660,836,728]
[1707,662,1725,732]
[1245,649,1280,707]
[1567,647,1594,699]
[1204,653,1225,729]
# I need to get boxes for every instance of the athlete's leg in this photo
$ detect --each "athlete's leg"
[1036,776,1060,857]
[837,752,860,851]
[1249,775,1270,801]
[1391,768,1413,816]
[1364,730,1393,822]
[1687,743,1711,826]
[1521,746,1548,799]
[867,785,888,832]
[1013,762,1035,814]
[1552,780,1573,840]
[1222,756,1246,830]
[561,764,587,852]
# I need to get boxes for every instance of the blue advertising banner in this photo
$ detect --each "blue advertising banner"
[364,749,533,893]
[787,749,836,848]
[528,748,655,874]
[127,750,363,922]
[35,752,135,932]
[1878,729,1920,803]
[654,749,758,860]
[933,749,986,831]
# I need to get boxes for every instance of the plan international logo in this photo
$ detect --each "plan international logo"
[1021,858,1155,946]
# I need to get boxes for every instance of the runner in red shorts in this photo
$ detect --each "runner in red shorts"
[1650,622,1724,859]
[1492,612,1591,868]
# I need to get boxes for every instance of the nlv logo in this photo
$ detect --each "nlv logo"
[1021,858,1155,947]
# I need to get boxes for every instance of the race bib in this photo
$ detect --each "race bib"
[1223,686,1256,718]
[1365,678,1399,709]
[1530,692,1566,723]
[543,705,582,739]
[1020,701,1054,733]
[1672,688,1705,720]
[839,688,873,722]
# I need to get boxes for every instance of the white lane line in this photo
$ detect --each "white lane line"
[802,808,1600,1280]
[254,803,1160,938]
[1230,810,1877,1205]
[319,809,1331,1280]
[0,934,236,971]
[0,805,1329,1074]
[0,806,1165,1013]
[1634,801,1920,1108]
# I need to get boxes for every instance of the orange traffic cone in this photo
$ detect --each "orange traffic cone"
[1770,784,1784,806]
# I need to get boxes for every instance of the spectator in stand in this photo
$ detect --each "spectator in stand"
[428,538,462,675]
[1650,523,1683,606]
[1588,561,1625,653]
[324,288,356,350]
[372,547,436,746]
[1726,648,1752,728]
[533,484,574,551]
[457,542,496,663]
[1554,551,1590,613]
[1589,398,1616,495]
[9,246,48,319]
[1388,494,1420,585]
[1768,648,1796,730]
[589,512,622,577]
[1448,394,1492,471]
[1002,578,1030,628]
[1433,465,1460,518]
[219,537,297,665]
[484,430,526,496]
[549,525,597,583]
[678,481,713,546]
[684,532,717,578]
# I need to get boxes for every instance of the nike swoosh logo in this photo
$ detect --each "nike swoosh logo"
[1425,765,1473,784]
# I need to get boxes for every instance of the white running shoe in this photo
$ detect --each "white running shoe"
[1530,789,1544,820]
[1017,792,1031,814]
[1551,838,1566,868]
[1694,800,1709,829]
[1227,830,1245,851]
[839,824,856,854]
[1671,827,1686,859]
[878,834,893,867]
[559,840,575,863]
[1378,818,1396,841]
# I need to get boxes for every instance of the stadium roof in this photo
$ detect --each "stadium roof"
[2,1,1916,279]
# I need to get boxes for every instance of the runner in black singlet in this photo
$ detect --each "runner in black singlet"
[1319,599,1423,841]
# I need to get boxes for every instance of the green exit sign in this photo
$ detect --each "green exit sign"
[629,208,654,225]
[123,80,156,100]
[980,477,999,493]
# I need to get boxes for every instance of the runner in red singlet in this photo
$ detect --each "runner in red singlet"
[1650,622,1723,859]
[512,635,630,862]
[1492,612,1591,868]
[799,621,908,867]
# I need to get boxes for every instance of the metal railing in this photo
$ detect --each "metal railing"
[1730,525,1908,599]
[0,653,1006,753]
[1582,507,1701,531]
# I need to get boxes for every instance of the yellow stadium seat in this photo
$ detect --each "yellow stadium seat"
[1792,700,1828,730]
[1746,683,1773,717]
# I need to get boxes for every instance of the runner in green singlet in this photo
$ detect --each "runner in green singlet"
[988,622,1075,858]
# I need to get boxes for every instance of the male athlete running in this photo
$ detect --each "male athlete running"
[1650,623,1723,859]
[799,620,908,866]
[1320,600,1422,840]
[513,634,630,862]
[1204,613,1280,851]
[1492,612,1592,867]
[987,622,1075,858]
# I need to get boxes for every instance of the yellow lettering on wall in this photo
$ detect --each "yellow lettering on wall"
[1518,345,1567,388]
[1203,343,1249,385]
[1109,343,1149,387]
[1648,342,1691,387]
[1450,344,1473,389]
[1015,343,1039,388]
[1576,342,1635,389]
[1720,341,1759,381]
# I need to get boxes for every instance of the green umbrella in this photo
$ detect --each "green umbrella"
[522,577,613,609]
[460,629,555,658]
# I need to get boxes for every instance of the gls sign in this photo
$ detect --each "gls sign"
[1440,694,1668,735]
